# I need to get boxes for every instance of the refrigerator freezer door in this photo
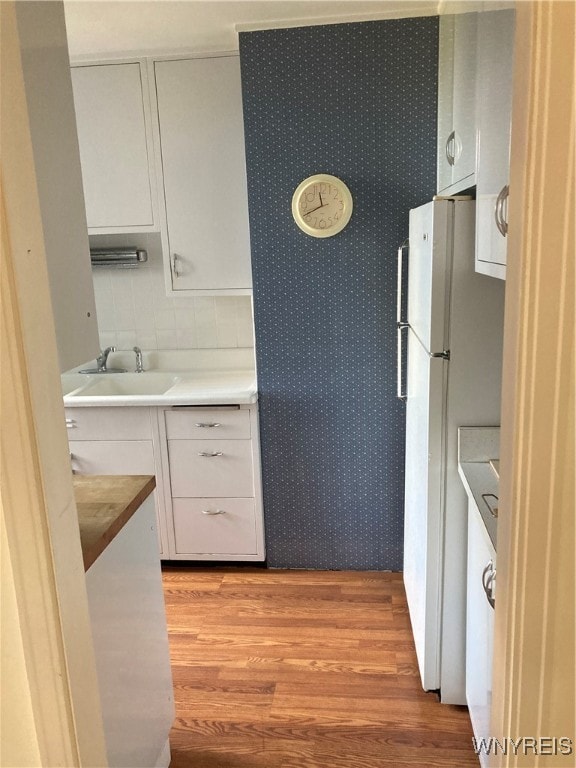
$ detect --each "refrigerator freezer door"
[407,201,452,355]
[403,327,447,692]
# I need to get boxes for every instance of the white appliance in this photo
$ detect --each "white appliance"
[397,199,505,704]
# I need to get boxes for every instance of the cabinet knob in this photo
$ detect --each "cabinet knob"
[195,422,221,428]
[198,451,223,458]
[202,509,226,515]
[66,418,76,428]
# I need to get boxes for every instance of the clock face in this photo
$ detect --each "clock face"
[292,174,353,238]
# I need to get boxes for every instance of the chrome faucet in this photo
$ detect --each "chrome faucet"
[134,346,144,373]
[96,346,116,372]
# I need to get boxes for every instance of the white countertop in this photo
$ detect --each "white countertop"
[62,348,258,407]
[457,427,500,550]
[458,460,498,550]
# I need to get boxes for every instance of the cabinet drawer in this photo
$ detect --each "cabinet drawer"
[167,439,253,497]
[165,408,250,440]
[69,440,155,475]
[65,407,152,440]
[172,498,257,555]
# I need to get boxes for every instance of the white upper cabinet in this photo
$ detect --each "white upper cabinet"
[71,62,158,233]
[437,13,478,194]
[475,10,515,280]
[153,55,253,294]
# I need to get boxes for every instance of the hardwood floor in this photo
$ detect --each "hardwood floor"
[163,568,478,768]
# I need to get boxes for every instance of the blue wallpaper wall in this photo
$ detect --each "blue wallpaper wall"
[239,18,438,570]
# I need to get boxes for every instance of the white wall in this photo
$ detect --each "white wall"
[90,234,254,352]
[15,0,100,371]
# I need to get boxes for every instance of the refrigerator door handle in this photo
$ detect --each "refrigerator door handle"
[397,239,409,325]
[397,323,409,401]
[397,239,409,402]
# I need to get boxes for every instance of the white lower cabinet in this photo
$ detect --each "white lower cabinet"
[466,499,496,767]
[69,440,155,476]
[65,403,265,561]
[66,406,168,556]
[160,406,265,560]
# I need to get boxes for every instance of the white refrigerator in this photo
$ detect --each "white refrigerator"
[397,199,505,704]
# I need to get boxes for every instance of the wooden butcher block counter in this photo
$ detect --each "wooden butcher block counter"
[73,474,156,571]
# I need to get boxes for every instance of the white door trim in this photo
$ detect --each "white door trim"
[492,2,575,763]
[0,2,108,764]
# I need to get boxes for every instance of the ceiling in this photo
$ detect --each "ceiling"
[63,0,442,59]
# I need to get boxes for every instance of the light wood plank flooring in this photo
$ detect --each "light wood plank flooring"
[163,568,478,768]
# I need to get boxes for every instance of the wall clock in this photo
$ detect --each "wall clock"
[291,174,353,238]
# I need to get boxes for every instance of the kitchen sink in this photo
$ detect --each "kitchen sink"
[68,373,181,397]
[61,373,93,396]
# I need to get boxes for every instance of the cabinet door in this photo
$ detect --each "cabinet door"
[437,15,455,193]
[466,501,496,767]
[69,439,164,556]
[65,405,152,441]
[69,439,154,475]
[437,13,477,193]
[154,56,252,292]
[475,10,515,279]
[71,62,156,232]
[451,12,477,187]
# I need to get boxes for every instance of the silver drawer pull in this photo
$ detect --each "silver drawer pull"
[195,422,221,428]
[481,493,499,518]
[494,185,509,237]
[198,451,223,458]
[65,418,76,428]
[172,253,182,278]
[445,130,456,166]
[201,509,226,516]
[482,560,496,609]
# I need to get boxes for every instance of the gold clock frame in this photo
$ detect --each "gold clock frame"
[291,174,353,238]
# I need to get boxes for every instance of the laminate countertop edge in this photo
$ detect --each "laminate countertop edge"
[73,475,156,571]
[458,462,498,551]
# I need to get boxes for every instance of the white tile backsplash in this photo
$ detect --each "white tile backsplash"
[90,233,254,351]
